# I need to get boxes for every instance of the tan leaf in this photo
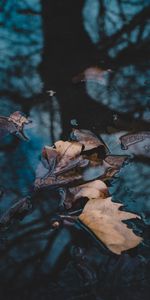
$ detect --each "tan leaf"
[54,140,83,171]
[64,180,108,209]
[79,197,142,254]
[34,140,88,189]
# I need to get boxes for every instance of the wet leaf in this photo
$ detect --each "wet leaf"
[35,133,126,190]
[64,180,108,209]
[104,155,129,168]
[120,131,150,150]
[71,128,109,153]
[0,111,31,140]
[82,154,127,182]
[35,140,89,189]
[79,197,142,255]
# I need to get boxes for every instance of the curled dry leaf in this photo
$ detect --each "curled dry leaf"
[64,180,108,209]
[71,128,109,153]
[0,111,31,140]
[120,131,150,150]
[79,197,142,255]
[34,140,89,189]
[35,131,127,190]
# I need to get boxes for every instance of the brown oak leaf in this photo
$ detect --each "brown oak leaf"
[79,197,142,255]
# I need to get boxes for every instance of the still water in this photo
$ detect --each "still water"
[0,1,150,299]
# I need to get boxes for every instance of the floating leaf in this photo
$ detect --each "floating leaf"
[64,180,108,209]
[35,132,127,189]
[104,155,129,168]
[35,140,89,189]
[71,128,109,153]
[79,197,142,255]
[0,111,31,140]
[82,154,127,182]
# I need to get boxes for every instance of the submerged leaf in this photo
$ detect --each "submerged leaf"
[79,197,142,255]
[120,131,150,150]
[0,197,32,227]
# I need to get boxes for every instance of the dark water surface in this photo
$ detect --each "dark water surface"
[0,1,150,299]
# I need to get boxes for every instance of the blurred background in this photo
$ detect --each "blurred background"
[0,1,150,299]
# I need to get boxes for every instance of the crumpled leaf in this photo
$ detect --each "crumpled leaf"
[79,197,142,255]
[120,131,150,150]
[71,128,109,153]
[34,140,89,189]
[35,132,127,189]
[64,180,108,209]
[0,111,31,140]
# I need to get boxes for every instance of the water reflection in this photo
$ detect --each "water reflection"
[0,0,150,299]
[0,0,43,98]
[84,65,150,113]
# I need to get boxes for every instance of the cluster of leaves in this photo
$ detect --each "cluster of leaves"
[33,128,142,255]
[0,111,144,255]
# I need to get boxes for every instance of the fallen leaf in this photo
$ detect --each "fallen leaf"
[120,132,150,150]
[79,197,142,255]
[0,111,31,140]
[71,128,109,153]
[82,154,127,182]
[104,155,129,168]
[35,140,89,189]
[64,180,108,209]
[41,146,58,172]
[35,134,126,189]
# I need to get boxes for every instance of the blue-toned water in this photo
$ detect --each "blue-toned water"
[0,1,150,299]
